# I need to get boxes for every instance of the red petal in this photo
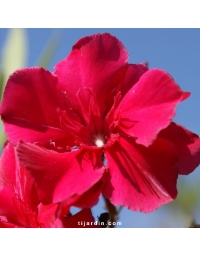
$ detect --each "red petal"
[73,180,103,208]
[0,220,18,228]
[115,69,190,146]
[0,67,72,147]
[17,142,104,204]
[59,180,103,213]
[37,203,60,228]
[159,122,200,174]
[103,136,179,213]
[105,63,148,121]
[55,33,128,118]
[0,143,39,223]
[0,186,15,222]
[117,63,148,99]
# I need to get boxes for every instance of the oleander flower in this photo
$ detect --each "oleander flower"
[1,33,200,213]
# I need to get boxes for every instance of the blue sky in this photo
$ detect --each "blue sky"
[0,28,200,227]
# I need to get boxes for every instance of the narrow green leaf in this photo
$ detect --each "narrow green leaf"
[0,121,6,148]
[0,28,28,99]
[0,71,4,100]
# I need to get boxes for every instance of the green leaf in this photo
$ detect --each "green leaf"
[0,121,6,148]
[0,28,28,100]
[0,71,4,101]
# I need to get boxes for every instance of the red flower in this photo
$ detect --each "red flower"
[1,33,200,212]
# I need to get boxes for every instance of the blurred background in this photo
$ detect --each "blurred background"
[0,28,200,228]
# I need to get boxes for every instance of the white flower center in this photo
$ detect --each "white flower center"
[95,138,104,148]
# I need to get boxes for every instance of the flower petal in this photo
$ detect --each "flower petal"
[117,63,148,99]
[103,136,179,213]
[105,63,148,120]
[60,180,103,211]
[0,67,72,147]
[73,180,103,208]
[115,69,190,146]
[159,122,200,175]
[17,142,104,204]
[37,203,60,228]
[0,143,38,223]
[55,33,128,118]
[0,220,18,228]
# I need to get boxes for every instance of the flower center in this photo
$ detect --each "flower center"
[94,136,105,147]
